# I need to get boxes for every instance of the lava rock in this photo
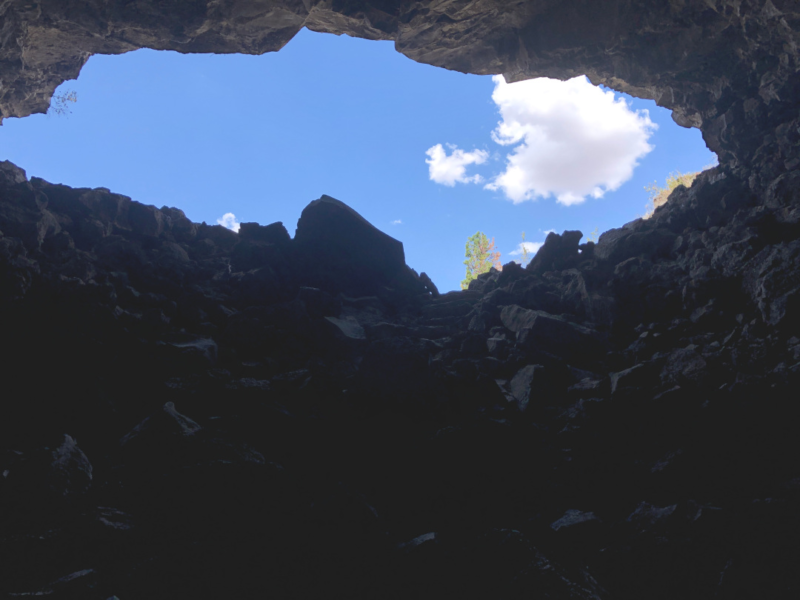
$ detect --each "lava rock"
[294,195,406,296]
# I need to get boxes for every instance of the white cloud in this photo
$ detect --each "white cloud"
[509,241,544,256]
[485,75,656,205]
[542,229,556,235]
[391,219,403,225]
[217,212,241,233]
[425,143,488,186]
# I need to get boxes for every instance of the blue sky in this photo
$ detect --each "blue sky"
[0,28,716,292]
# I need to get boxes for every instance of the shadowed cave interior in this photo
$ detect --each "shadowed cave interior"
[1,1,800,598]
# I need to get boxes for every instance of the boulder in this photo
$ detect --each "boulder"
[1,434,93,522]
[0,160,27,186]
[419,272,439,297]
[595,226,677,264]
[293,195,406,296]
[609,363,652,398]
[508,364,545,413]
[239,221,291,246]
[742,240,800,326]
[119,401,202,458]
[324,315,366,340]
[128,201,167,237]
[500,305,606,366]
[0,162,60,249]
[527,230,583,273]
[232,222,293,273]
[626,501,678,530]
[550,509,600,532]
[166,337,219,367]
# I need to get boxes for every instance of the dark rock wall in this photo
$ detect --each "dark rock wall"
[0,0,798,188]
[1,1,800,598]
[2,156,800,598]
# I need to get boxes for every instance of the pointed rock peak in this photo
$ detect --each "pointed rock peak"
[295,194,402,251]
[293,194,407,296]
[0,160,27,185]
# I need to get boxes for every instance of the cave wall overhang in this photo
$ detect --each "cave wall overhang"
[0,0,798,189]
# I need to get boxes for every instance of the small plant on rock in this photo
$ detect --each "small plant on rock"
[643,171,699,218]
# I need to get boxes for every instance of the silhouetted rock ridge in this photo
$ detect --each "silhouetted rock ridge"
[2,158,800,598]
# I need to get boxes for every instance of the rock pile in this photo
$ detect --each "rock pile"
[1,1,798,597]
[2,158,800,598]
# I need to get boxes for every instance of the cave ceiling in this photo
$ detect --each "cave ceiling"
[0,0,798,188]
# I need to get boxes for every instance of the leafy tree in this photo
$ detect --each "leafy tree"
[585,227,599,243]
[644,171,698,218]
[461,231,502,290]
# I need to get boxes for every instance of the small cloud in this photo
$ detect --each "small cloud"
[391,219,403,225]
[509,241,544,256]
[542,228,556,235]
[217,212,241,233]
[426,143,488,186]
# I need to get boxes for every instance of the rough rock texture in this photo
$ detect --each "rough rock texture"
[2,159,800,598]
[1,1,800,598]
[1,0,799,190]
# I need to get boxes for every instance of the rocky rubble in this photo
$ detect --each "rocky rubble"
[1,157,800,598]
[1,1,798,597]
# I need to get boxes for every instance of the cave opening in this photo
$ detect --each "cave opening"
[0,27,717,292]
[1,2,799,599]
